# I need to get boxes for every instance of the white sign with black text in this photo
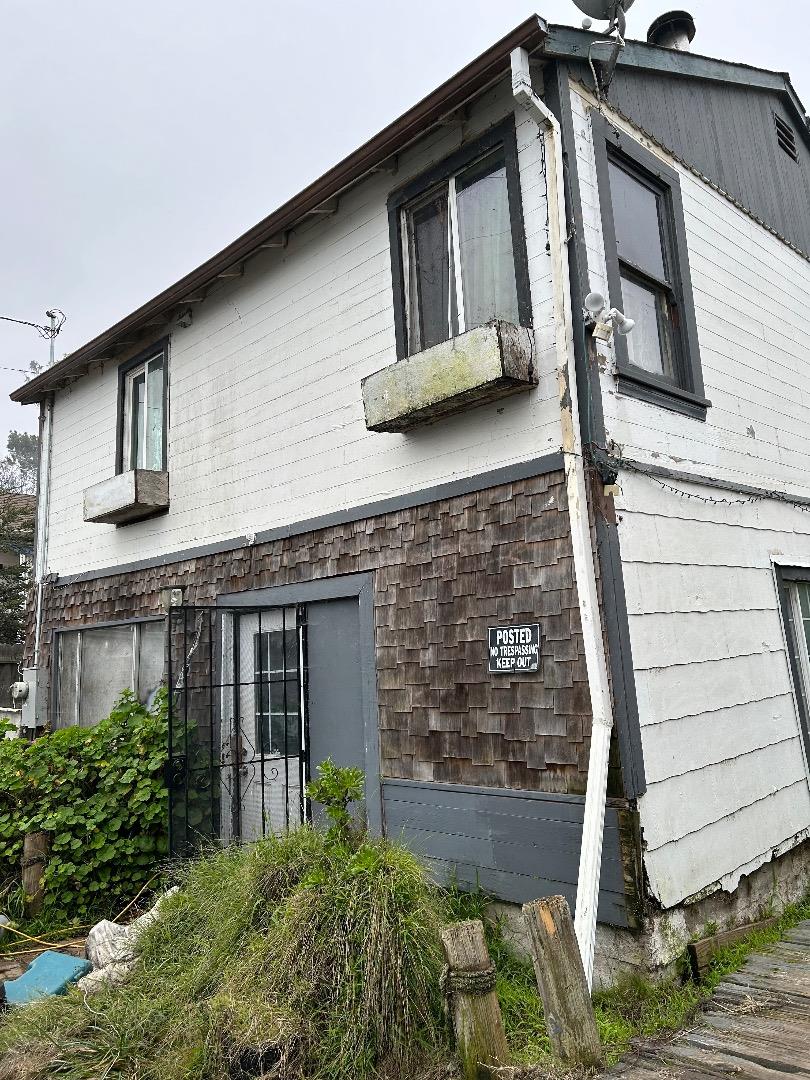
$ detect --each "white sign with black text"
[488,624,541,674]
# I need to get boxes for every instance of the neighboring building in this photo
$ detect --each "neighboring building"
[11,11,810,980]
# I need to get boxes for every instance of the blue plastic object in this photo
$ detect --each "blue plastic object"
[3,950,91,1005]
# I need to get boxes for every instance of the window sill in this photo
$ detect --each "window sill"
[615,365,711,422]
[83,469,169,525]
[362,321,536,433]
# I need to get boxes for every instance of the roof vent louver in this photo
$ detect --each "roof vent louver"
[775,114,799,162]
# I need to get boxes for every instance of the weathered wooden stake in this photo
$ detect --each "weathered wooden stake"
[441,919,510,1080]
[22,831,50,918]
[522,896,603,1068]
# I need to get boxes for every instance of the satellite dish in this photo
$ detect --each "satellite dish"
[571,0,636,19]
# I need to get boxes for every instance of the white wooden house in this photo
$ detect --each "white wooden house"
[12,10,810,980]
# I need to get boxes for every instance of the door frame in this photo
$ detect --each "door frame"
[217,572,382,833]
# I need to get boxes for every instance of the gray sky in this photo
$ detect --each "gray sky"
[1,0,806,443]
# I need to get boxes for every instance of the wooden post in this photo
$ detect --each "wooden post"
[441,920,509,1080]
[22,831,50,919]
[522,896,603,1068]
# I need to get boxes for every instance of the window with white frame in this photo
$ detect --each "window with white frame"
[55,620,165,728]
[120,349,166,472]
[253,622,301,756]
[389,120,531,359]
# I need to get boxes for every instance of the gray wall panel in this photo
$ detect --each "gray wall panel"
[382,778,629,927]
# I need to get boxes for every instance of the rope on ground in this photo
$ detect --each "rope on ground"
[440,963,497,997]
[1,924,90,948]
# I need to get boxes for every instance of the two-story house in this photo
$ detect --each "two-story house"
[12,10,810,984]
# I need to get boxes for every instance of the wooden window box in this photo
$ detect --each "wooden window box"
[83,470,169,525]
[362,321,536,433]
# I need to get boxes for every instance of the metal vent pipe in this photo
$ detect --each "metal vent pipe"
[647,10,696,51]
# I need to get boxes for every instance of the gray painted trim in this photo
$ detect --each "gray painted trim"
[55,453,565,586]
[382,776,628,810]
[618,456,810,508]
[217,572,382,835]
[381,777,630,925]
[546,61,647,800]
[218,574,372,607]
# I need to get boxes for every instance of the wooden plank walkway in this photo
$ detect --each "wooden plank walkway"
[608,921,810,1079]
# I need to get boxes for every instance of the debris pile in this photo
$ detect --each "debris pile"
[78,887,178,993]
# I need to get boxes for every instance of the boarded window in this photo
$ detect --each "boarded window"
[55,620,165,728]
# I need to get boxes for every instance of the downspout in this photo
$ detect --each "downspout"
[511,48,614,989]
[32,395,54,671]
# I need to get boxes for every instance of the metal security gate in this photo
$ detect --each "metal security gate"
[166,604,308,855]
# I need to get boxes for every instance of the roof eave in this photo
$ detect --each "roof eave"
[11,14,549,406]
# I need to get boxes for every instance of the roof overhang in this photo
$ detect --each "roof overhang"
[11,14,549,405]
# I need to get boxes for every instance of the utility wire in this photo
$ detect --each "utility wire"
[0,311,66,340]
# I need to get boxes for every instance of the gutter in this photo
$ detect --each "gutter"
[11,15,548,406]
[511,47,615,989]
[32,395,54,670]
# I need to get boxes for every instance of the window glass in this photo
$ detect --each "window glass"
[79,625,134,727]
[406,192,453,352]
[57,632,79,728]
[456,152,519,331]
[254,624,300,757]
[621,274,674,378]
[146,359,164,471]
[608,160,666,281]
[124,353,165,471]
[138,621,165,706]
[130,373,146,469]
[399,136,525,357]
[55,622,165,728]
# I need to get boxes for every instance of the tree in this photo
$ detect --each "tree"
[0,495,35,645]
[0,431,39,495]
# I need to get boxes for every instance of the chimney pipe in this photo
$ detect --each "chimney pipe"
[647,10,696,51]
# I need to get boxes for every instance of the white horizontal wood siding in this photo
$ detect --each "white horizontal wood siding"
[619,470,810,908]
[571,82,810,908]
[571,82,810,497]
[45,78,560,577]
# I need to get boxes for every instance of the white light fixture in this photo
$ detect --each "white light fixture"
[583,291,635,341]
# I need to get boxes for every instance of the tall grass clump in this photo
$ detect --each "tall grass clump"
[0,766,448,1080]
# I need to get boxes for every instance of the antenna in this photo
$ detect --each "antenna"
[571,1,636,37]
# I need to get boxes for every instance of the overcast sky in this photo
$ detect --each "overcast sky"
[1,0,806,444]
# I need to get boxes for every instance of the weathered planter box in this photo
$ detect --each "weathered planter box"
[83,470,169,525]
[362,321,537,433]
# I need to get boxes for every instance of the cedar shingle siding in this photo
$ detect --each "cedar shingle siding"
[38,469,593,794]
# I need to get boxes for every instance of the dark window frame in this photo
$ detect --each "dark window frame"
[592,115,709,422]
[115,338,169,474]
[388,118,533,361]
[775,565,810,768]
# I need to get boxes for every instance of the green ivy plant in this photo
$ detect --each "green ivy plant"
[0,688,169,928]
[305,759,365,844]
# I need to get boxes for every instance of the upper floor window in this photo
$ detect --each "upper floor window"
[117,341,168,473]
[592,115,709,421]
[389,119,532,359]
